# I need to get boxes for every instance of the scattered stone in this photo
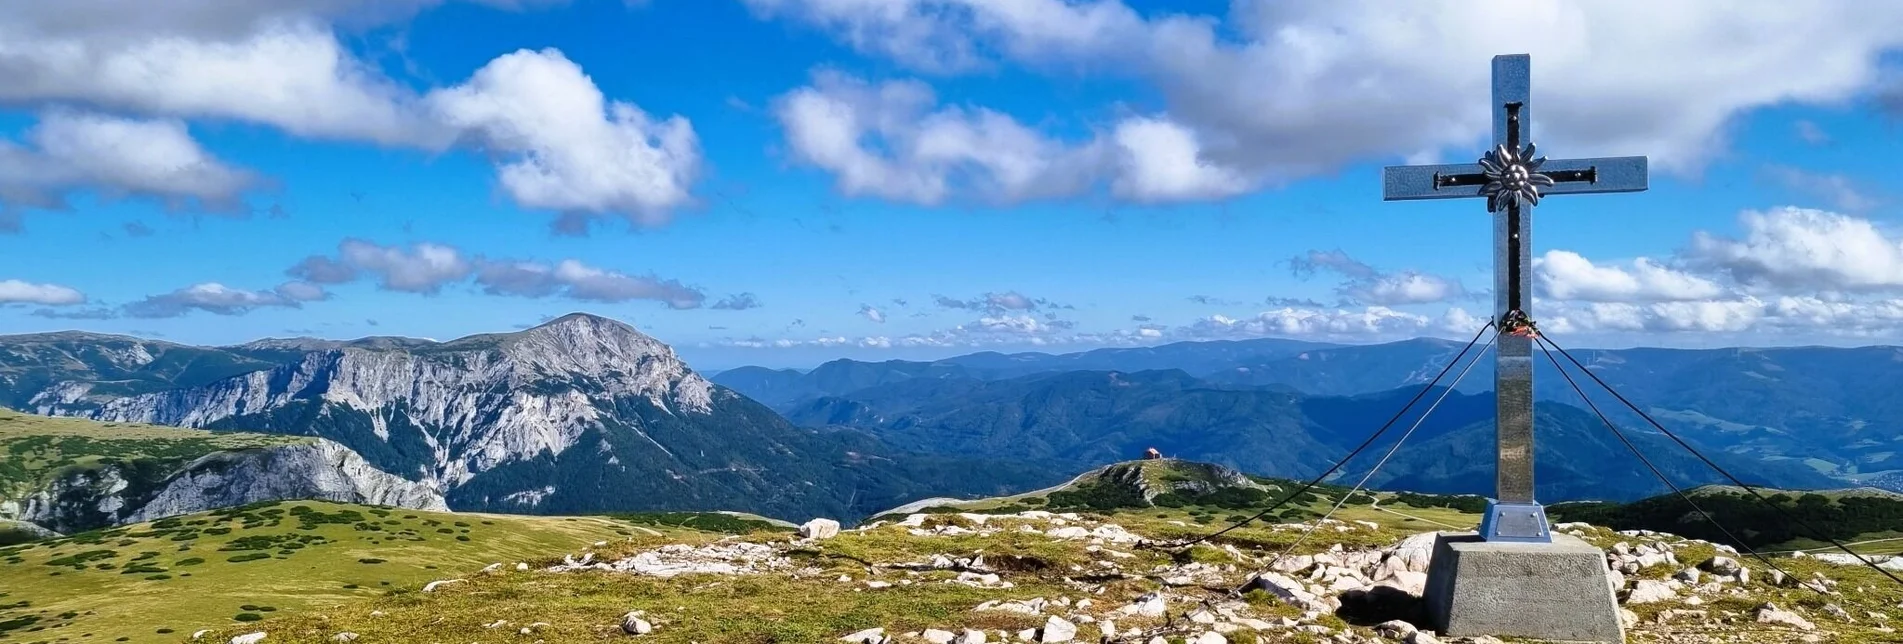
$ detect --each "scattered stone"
[621,611,653,635]
[481,562,503,573]
[1624,579,1677,604]
[1191,633,1225,644]
[229,634,266,644]
[551,542,789,577]
[1039,616,1076,642]
[958,629,987,644]
[421,579,464,592]
[516,562,530,571]
[1700,555,1742,576]
[840,627,885,643]
[800,518,842,540]
[1755,603,1817,630]
[1374,619,1418,638]
[922,629,957,644]
[191,630,210,641]
[1405,632,1442,644]
[330,634,358,642]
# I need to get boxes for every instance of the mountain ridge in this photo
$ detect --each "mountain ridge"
[2,314,1060,523]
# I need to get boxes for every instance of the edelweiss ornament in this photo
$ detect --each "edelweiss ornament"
[1478,142,1555,213]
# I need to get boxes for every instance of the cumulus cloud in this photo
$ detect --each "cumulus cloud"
[289,239,708,308]
[289,239,472,294]
[1181,307,1447,339]
[1528,207,1903,338]
[1289,249,1467,306]
[1107,116,1250,202]
[426,49,701,228]
[473,260,704,308]
[749,0,1903,187]
[772,71,1103,205]
[122,281,327,318]
[0,111,259,229]
[1686,207,1903,292]
[0,2,703,229]
[858,304,886,323]
[1535,250,1725,303]
[0,279,86,305]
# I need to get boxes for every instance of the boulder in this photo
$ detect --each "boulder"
[800,518,842,540]
[1624,580,1677,604]
[1039,616,1077,642]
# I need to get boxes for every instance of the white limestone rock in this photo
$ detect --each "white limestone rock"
[800,518,842,540]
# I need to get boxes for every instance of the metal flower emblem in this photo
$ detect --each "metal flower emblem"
[1478,142,1555,212]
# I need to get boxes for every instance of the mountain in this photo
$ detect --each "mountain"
[728,338,1903,488]
[783,366,1840,502]
[0,409,445,535]
[1,315,1056,523]
[711,337,1337,408]
[871,458,1289,519]
[785,369,1347,480]
[0,331,280,409]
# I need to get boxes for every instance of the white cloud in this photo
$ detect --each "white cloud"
[771,70,1256,205]
[0,111,258,227]
[1535,250,1725,303]
[1108,116,1250,203]
[772,71,1103,205]
[288,239,473,294]
[1542,296,1903,338]
[1289,249,1467,305]
[0,279,86,305]
[122,281,327,318]
[287,239,707,308]
[1687,207,1903,292]
[426,49,701,227]
[1346,272,1466,307]
[750,0,1903,185]
[0,2,703,228]
[858,304,886,323]
[475,259,704,308]
[1182,307,1436,339]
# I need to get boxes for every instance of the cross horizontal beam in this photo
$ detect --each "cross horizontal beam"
[1382,156,1648,202]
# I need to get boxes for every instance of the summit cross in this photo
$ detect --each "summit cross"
[1381,54,1649,543]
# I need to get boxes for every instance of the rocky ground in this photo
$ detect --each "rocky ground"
[184,511,1903,644]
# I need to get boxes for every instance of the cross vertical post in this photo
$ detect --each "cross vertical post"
[1380,54,1649,543]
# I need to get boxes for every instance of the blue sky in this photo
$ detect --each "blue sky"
[3,0,1903,370]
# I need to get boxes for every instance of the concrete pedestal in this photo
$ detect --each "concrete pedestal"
[1424,532,1624,643]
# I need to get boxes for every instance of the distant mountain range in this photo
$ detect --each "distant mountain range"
[714,338,1903,493]
[2,317,1892,526]
[0,315,1057,523]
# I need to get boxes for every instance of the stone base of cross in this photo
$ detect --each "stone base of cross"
[1381,54,1649,643]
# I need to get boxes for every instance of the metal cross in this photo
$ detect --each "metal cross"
[1380,54,1649,543]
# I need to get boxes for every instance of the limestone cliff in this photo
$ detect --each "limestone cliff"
[10,440,446,534]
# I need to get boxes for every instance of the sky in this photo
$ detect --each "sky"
[2,0,1903,371]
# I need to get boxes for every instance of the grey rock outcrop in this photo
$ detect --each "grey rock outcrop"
[10,439,445,533]
[125,439,447,523]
